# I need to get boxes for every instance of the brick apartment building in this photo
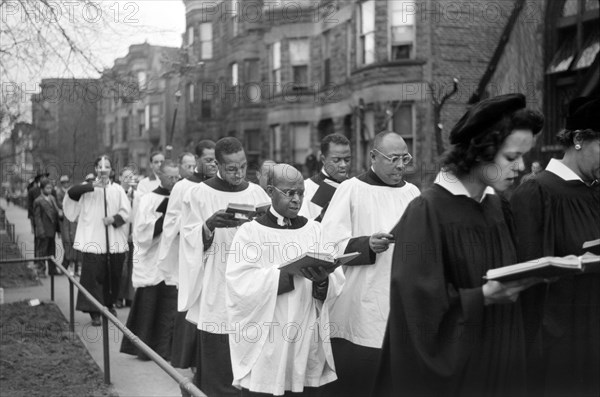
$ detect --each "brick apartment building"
[182,0,520,185]
[480,0,598,166]
[98,43,184,176]
[30,78,101,182]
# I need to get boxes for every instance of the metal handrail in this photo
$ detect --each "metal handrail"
[0,255,206,397]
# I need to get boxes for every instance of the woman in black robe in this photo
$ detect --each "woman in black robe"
[511,97,600,397]
[373,94,544,397]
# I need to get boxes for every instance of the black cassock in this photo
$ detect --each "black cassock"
[511,170,600,397]
[373,185,527,397]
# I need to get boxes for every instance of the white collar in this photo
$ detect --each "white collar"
[320,167,331,178]
[434,171,495,203]
[546,158,584,182]
[269,206,289,227]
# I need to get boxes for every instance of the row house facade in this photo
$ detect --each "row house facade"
[183,0,516,185]
[98,43,184,176]
[30,78,101,182]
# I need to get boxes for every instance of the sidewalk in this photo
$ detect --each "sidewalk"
[1,198,193,397]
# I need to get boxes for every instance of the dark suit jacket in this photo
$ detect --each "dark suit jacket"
[33,195,59,238]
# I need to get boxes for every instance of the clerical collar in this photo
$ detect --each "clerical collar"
[186,169,207,183]
[546,158,586,183]
[257,207,308,230]
[357,167,406,187]
[152,186,170,196]
[435,171,495,203]
[311,167,342,185]
[204,173,249,192]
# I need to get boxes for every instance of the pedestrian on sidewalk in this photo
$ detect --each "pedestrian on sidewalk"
[56,175,82,276]
[63,156,131,326]
[33,178,61,277]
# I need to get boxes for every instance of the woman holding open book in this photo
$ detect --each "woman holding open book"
[511,96,600,397]
[373,94,545,397]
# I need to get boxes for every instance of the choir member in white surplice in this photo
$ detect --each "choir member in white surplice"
[299,134,351,221]
[136,151,164,196]
[63,156,130,326]
[180,137,270,396]
[120,160,180,360]
[226,164,344,397]
[319,131,420,397]
[156,140,216,369]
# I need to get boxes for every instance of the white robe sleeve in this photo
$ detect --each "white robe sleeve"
[62,193,81,223]
[132,193,162,254]
[156,181,185,280]
[226,223,280,381]
[178,185,206,312]
[319,181,355,256]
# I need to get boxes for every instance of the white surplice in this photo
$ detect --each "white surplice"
[132,191,175,288]
[63,183,130,254]
[180,181,270,330]
[298,178,321,219]
[226,219,344,395]
[320,176,420,348]
[156,178,197,290]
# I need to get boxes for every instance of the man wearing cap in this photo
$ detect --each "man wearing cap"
[319,131,420,396]
[511,96,600,396]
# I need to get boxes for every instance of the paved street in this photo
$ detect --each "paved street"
[1,198,194,397]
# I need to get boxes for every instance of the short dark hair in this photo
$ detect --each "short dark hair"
[149,151,164,163]
[195,140,216,157]
[178,151,195,164]
[39,178,52,189]
[556,128,599,148]
[321,134,350,157]
[443,108,544,176]
[215,137,244,163]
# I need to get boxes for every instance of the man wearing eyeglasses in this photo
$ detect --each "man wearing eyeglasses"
[156,139,217,371]
[320,131,420,397]
[180,137,270,396]
[299,133,352,221]
[120,159,180,360]
[226,164,344,396]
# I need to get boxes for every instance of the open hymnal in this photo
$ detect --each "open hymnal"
[485,253,600,282]
[226,202,271,220]
[278,251,360,277]
[311,179,339,208]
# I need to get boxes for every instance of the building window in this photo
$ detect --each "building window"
[187,26,194,45]
[201,100,211,119]
[187,83,195,104]
[150,103,161,129]
[271,42,281,93]
[359,0,376,65]
[388,104,415,159]
[291,123,311,164]
[121,116,129,142]
[323,30,332,85]
[137,71,147,89]
[290,39,310,90]
[137,109,145,136]
[109,122,115,146]
[199,22,212,59]
[245,58,261,103]
[244,129,261,155]
[231,63,238,87]
[271,124,282,161]
[231,0,239,36]
[390,1,415,60]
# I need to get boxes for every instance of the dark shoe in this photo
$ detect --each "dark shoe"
[115,300,124,309]
[91,313,101,326]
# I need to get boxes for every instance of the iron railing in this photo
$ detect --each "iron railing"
[0,242,205,397]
